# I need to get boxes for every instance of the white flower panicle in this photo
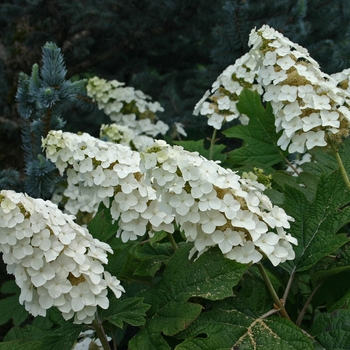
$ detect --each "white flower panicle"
[248,25,350,153]
[0,190,124,324]
[99,123,155,151]
[140,140,297,266]
[195,25,350,152]
[43,130,175,242]
[86,76,164,122]
[194,53,262,129]
[86,76,171,150]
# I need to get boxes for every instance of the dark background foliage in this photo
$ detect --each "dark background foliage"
[1,0,350,173]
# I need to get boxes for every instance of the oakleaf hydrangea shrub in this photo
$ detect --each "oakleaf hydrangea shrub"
[0,190,124,324]
[2,24,350,350]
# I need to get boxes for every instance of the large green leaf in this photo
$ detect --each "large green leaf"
[129,244,248,350]
[174,139,227,162]
[281,171,350,274]
[0,280,29,326]
[131,242,173,277]
[2,325,48,350]
[87,202,119,243]
[309,309,350,349]
[40,322,84,350]
[101,297,151,328]
[174,300,314,350]
[223,89,287,168]
[302,138,350,177]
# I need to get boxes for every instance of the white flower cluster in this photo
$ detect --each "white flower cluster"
[99,123,154,151]
[249,25,350,153]
[87,76,170,150]
[140,140,297,266]
[194,53,261,129]
[43,130,174,242]
[0,190,124,324]
[195,25,350,152]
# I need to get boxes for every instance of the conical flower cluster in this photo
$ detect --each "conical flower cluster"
[193,52,261,129]
[86,76,169,150]
[141,140,297,266]
[250,25,350,152]
[195,25,350,153]
[0,190,124,324]
[43,130,174,242]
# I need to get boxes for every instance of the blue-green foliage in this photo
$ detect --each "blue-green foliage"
[16,42,86,198]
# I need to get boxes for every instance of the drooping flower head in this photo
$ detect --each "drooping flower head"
[249,25,350,153]
[195,25,350,152]
[194,53,262,129]
[43,130,175,242]
[141,140,297,266]
[0,190,124,324]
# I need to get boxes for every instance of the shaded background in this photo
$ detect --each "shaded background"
[1,0,350,172]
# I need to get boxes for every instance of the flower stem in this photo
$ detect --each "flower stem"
[92,318,111,350]
[209,128,217,160]
[327,136,350,191]
[257,263,291,321]
[167,232,178,251]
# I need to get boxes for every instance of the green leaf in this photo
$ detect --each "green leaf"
[2,325,47,349]
[310,309,350,349]
[174,139,227,162]
[311,266,350,287]
[0,341,42,350]
[41,322,84,350]
[131,242,173,276]
[281,171,350,273]
[272,171,318,203]
[129,244,248,350]
[223,89,287,168]
[174,301,314,350]
[87,202,119,243]
[102,297,151,328]
[303,138,350,177]
[150,301,203,336]
[0,280,29,326]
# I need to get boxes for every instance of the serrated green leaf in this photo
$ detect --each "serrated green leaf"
[175,301,314,350]
[311,266,350,287]
[272,171,318,203]
[303,138,350,177]
[87,203,119,243]
[41,322,83,350]
[3,325,45,342]
[129,244,248,350]
[310,309,350,349]
[129,327,172,350]
[0,280,29,326]
[281,171,350,273]
[0,341,42,350]
[174,139,227,162]
[131,242,173,276]
[223,89,287,168]
[231,268,274,318]
[150,301,202,336]
[102,297,151,328]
